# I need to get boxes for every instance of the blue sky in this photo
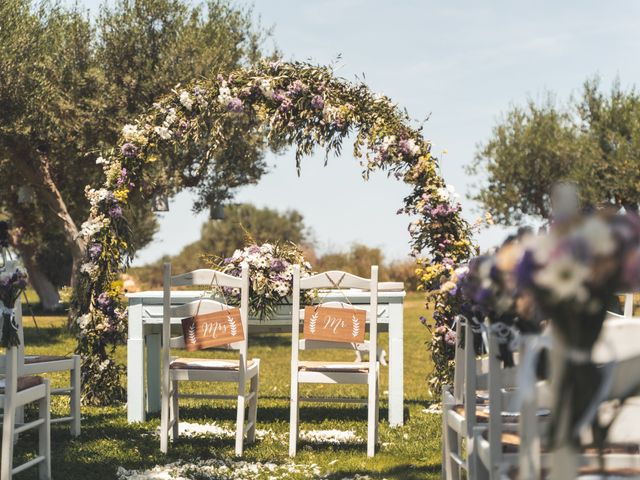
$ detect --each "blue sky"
[76,0,640,265]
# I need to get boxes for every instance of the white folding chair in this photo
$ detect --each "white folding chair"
[15,299,80,437]
[159,264,260,456]
[442,317,491,480]
[1,338,51,479]
[289,266,380,457]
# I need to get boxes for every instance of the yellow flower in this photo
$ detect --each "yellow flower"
[114,189,129,203]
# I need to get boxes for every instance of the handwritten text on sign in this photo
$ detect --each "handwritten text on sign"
[181,308,244,351]
[303,306,366,343]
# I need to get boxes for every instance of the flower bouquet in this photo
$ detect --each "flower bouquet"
[0,262,28,347]
[516,212,640,448]
[205,241,314,321]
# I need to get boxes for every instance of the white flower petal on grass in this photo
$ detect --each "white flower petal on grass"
[117,458,323,480]
[300,429,363,444]
[154,421,278,441]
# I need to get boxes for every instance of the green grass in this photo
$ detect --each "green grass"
[11,293,442,479]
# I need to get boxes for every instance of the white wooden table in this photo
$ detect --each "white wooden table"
[126,289,406,426]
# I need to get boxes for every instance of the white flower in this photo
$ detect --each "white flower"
[527,233,557,264]
[85,188,111,207]
[576,217,616,256]
[95,156,107,165]
[404,138,421,155]
[163,108,177,127]
[76,314,91,330]
[258,79,273,98]
[534,255,590,302]
[437,185,459,203]
[381,135,396,150]
[153,126,172,140]
[179,91,193,110]
[80,262,100,278]
[217,86,232,105]
[79,215,108,239]
[121,124,141,142]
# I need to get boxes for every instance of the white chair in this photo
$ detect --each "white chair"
[159,264,260,456]
[289,266,380,457]
[443,317,486,480]
[1,339,51,479]
[15,300,80,437]
[469,329,550,480]
[474,319,640,480]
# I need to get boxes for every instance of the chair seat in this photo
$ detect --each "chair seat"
[170,358,256,370]
[482,429,640,455]
[452,404,549,424]
[24,355,70,364]
[0,375,43,394]
[507,466,640,479]
[298,361,370,373]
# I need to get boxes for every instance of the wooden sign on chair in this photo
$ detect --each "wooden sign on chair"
[303,306,366,343]
[181,308,244,351]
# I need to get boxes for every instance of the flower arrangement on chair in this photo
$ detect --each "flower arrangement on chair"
[0,263,28,347]
[515,211,640,448]
[205,241,314,321]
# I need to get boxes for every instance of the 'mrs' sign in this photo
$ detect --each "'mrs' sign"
[181,308,244,351]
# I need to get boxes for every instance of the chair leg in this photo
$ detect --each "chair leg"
[70,355,81,437]
[367,367,378,457]
[13,406,23,444]
[1,401,15,480]
[288,375,299,457]
[39,381,52,480]
[247,372,259,444]
[442,401,461,480]
[170,381,179,441]
[160,377,170,453]
[235,381,246,457]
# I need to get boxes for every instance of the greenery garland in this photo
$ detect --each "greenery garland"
[72,60,476,405]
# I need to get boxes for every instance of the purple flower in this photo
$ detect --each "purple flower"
[516,249,536,288]
[311,95,324,109]
[271,259,286,273]
[398,139,413,155]
[419,315,427,326]
[279,97,293,112]
[96,292,113,314]
[121,143,138,158]
[227,98,244,113]
[288,80,307,95]
[444,329,457,346]
[116,168,129,187]
[89,243,102,260]
[109,204,123,218]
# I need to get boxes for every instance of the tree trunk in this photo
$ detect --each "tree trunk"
[20,249,61,311]
[13,152,86,289]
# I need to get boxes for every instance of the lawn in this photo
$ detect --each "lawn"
[11,293,442,479]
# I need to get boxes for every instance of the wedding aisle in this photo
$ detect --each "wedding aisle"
[11,294,442,480]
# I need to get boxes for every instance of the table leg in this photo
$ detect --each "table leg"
[388,302,404,426]
[127,339,145,422]
[127,301,145,423]
[146,332,161,413]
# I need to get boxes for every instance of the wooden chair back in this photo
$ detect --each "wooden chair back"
[291,267,379,367]
[162,264,249,361]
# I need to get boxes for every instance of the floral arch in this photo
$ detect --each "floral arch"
[73,61,475,405]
